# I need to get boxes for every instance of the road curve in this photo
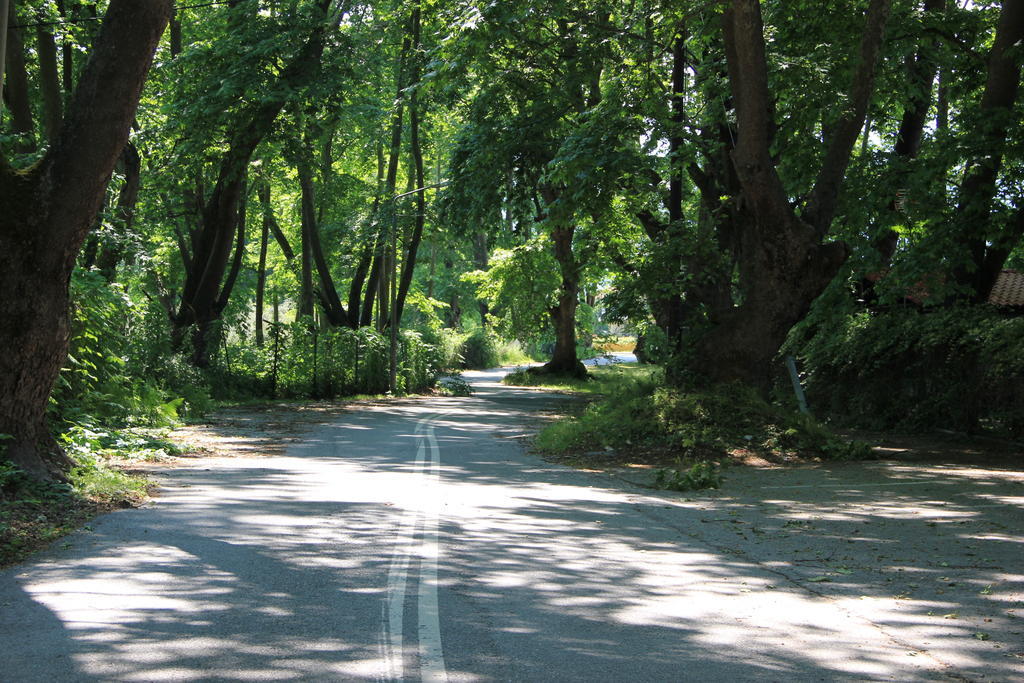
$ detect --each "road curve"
[1,368,1019,681]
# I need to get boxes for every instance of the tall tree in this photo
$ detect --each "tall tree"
[0,0,171,479]
[687,0,891,390]
[171,0,337,365]
[948,0,1024,301]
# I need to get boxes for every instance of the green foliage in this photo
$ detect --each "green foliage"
[460,327,500,369]
[469,241,560,346]
[59,425,184,464]
[53,272,186,427]
[791,306,1024,435]
[69,456,150,505]
[493,338,534,366]
[653,461,723,492]
[533,369,869,462]
[436,375,474,397]
[1,425,166,566]
[209,323,439,399]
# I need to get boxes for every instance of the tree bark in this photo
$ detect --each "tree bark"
[363,15,410,330]
[172,0,334,364]
[297,153,352,327]
[535,219,586,378]
[950,0,1024,302]
[255,195,269,346]
[94,140,142,279]
[692,0,888,391]
[394,7,425,328]
[35,21,63,143]
[299,167,315,319]
[0,0,170,480]
[3,9,36,152]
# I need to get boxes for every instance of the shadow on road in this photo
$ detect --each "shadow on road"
[0,377,1020,681]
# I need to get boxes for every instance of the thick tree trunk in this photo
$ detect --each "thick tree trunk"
[694,211,848,390]
[950,0,1024,301]
[0,0,170,480]
[3,13,36,152]
[691,0,888,392]
[535,222,586,378]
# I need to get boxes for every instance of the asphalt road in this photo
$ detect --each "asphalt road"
[1,368,1021,681]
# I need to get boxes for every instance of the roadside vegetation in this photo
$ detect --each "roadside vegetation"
[1,428,180,568]
[511,363,872,490]
[2,1,1023,559]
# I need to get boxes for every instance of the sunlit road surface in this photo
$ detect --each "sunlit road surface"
[2,368,1022,681]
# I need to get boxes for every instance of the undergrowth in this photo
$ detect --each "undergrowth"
[0,427,180,567]
[436,375,474,396]
[531,367,872,466]
[504,362,655,394]
[653,461,723,491]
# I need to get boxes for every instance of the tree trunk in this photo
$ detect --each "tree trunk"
[299,168,315,319]
[394,12,426,328]
[35,21,63,143]
[297,153,352,327]
[950,0,1024,301]
[0,0,170,480]
[3,11,36,152]
[255,199,269,347]
[94,140,142,279]
[535,221,586,378]
[172,0,334,363]
[473,232,489,325]
[364,15,410,330]
[691,0,889,392]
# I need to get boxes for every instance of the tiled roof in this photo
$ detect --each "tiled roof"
[864,268,1024,308]
[989,269,1024,308]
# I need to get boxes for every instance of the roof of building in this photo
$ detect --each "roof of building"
[988,269,1024,308]
[864,268,1024,308]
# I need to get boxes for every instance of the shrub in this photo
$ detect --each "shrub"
[791,306,1024,435]
[436,375,473,396]
[461,328,500,369]
[534,371,869,462]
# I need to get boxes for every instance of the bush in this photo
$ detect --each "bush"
[210,323,440,399]
[53,271,191,427]
[791,306,1024,435]
[461,328,500,369]
[534,373,869,462]
[436,375,473,396]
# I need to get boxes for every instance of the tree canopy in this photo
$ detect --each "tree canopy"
[1,0,1022,479]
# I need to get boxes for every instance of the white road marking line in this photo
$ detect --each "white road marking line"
[381,412,448,682]
[382,439,427,682]
[418,423,447,682]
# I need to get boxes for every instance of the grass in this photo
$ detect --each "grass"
[503,362,658,394]
[494,339,536,366]
[0,427,179,568]
[520,364,872,475]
